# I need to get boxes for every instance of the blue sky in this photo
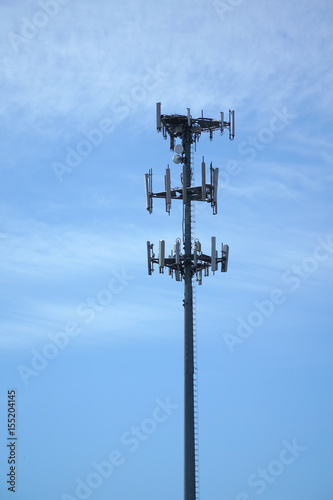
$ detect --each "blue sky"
[0,0,333,499]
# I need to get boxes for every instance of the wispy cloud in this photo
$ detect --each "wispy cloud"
[1,0,332,139]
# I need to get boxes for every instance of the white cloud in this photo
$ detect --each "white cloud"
[1,0,332,139]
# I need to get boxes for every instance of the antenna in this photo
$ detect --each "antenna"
[173,154,182,164]
[220,112,224,133]
[165,166,171,215]
[174,239,181,281]
[147,241,153,275]
[144,168,153,214]
[187,108,191,126]
[159,240,165,271]
[229,109,235,140]
[221,243,229,272]
[175,144,184,154]
[156,102,162,132]
[201,157,206,200]
[145,103,235,500]
[211,236,217,273]
[212,164,219,215]
[174,239,180,264]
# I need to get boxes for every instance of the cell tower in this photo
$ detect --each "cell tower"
[145,102,235,500]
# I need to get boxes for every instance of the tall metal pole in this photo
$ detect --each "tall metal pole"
[145,102,234,500]
[183,127,196,500]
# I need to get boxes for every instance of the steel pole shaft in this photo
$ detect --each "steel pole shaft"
[183,126,196,500]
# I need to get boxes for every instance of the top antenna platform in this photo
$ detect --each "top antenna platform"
[156,102,235,144]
